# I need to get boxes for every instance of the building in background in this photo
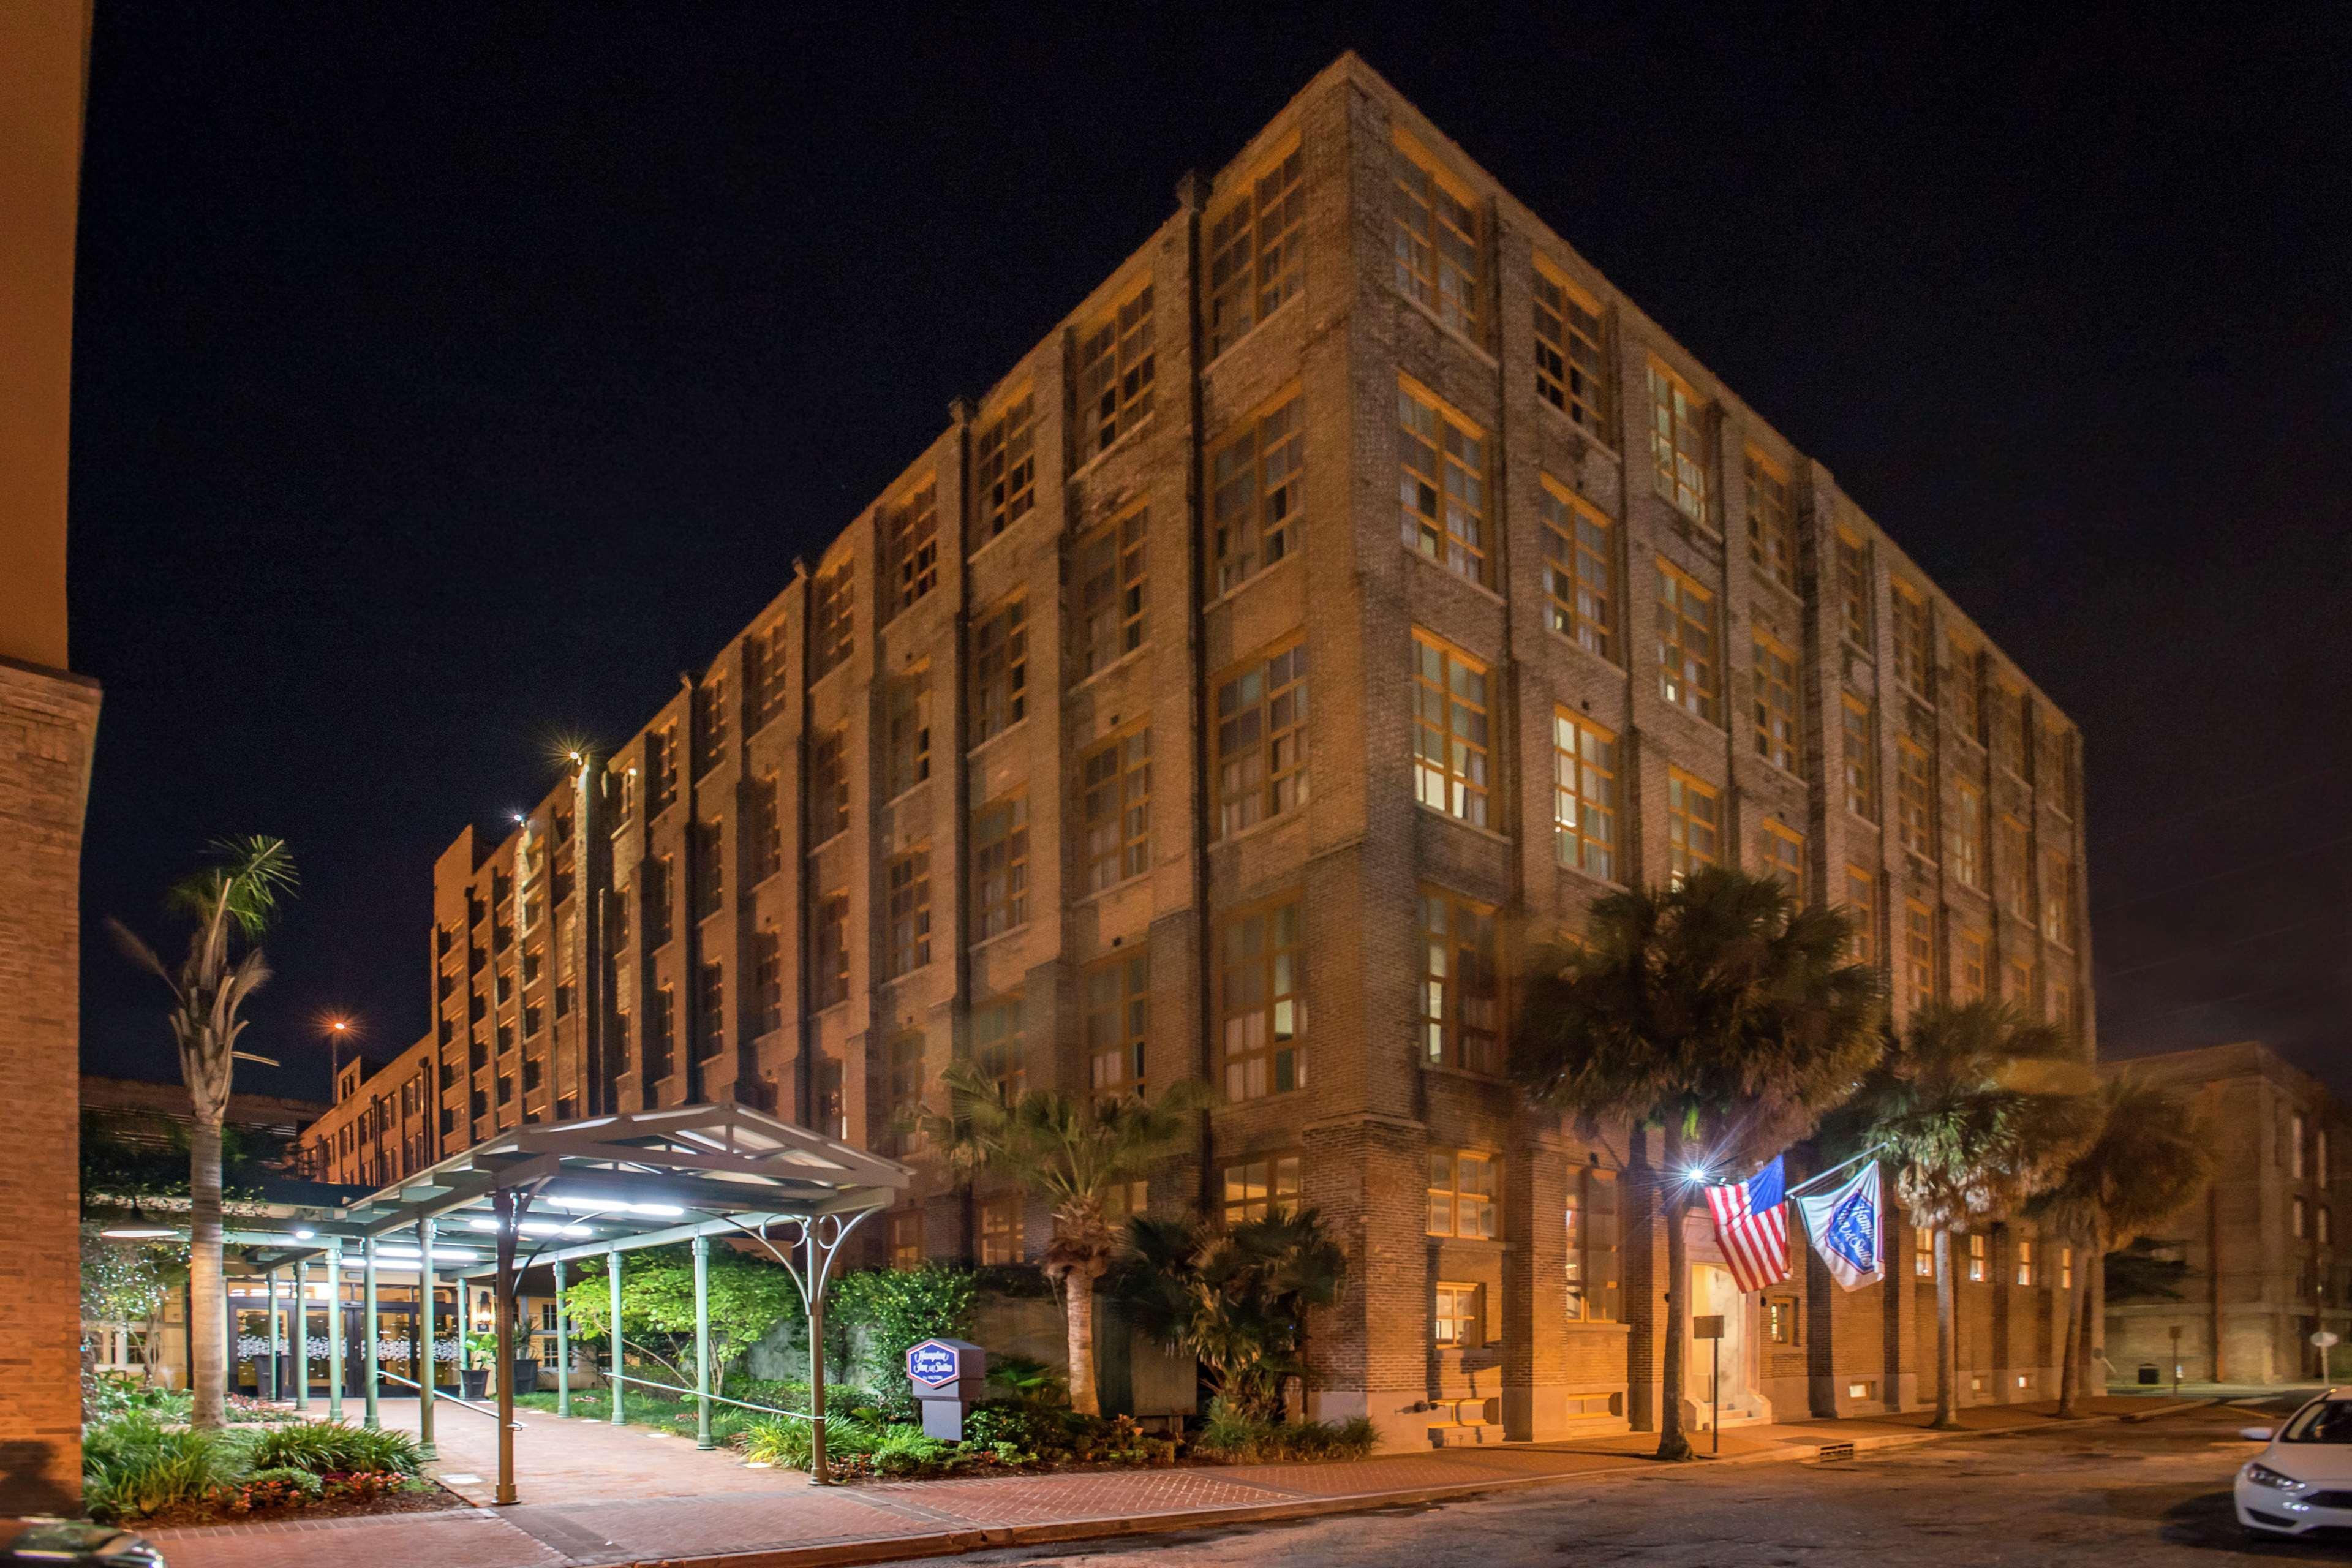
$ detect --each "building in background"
[2103,1042,2348,1387]
[300,53,2095,1447]
[83,1075,327,1153]
[1,0,100,1513]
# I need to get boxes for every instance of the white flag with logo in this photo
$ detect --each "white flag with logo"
[1796,1161,1887,1292]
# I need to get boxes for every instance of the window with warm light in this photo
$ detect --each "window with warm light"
[1760,819,1805,902]
[970,596,1028,743]
[1950,781,1985,890]
[886,677,930,799]
[1208,391,1303,595]
[2060,1246,2073,1289]
[1399,382,1490,585]
[1967,1232,1986,1282]
[2015,1238,2034,1286]
[1837,530,1872,649]
[1075,282,1155,461]
[1648,363,1711,526]
[1419,890,1500,1074]
[746,617,791,736]
[1085,952,1149,1100]
[1565,1169,1621,1320]
[1843,694,1878,821]
[1896,736,1935,858]
[1998,815,2029,916]
[974,393,1035,547]
[1428,1150,1499,1238]
[1905,901,1937,1004]
[1956,927,1988,1003]
[1207,141,1305,357]
[1915,1225,1936,1278]
[1219,896,1304,1100]
[1392,140,1481,338]
[1533,262,1609,433]
[1213,640,1308,837]
[1754,630,1798,771]
[1412,632,1490,827]
[1746,449,1797,589]
[885,482,938,618]
[811,559,854,679]
[1223,1154,1300,1224]
[1538,478,1615,660]
[1081,725,1152,893]
[970,794,1029,941]
[1553,710,1620,882]
[1075,507,1148,675]
[2042,850,2073,946]
[1846,865,1879,965]
[886,850,930,978]
[1665,769,1721,883]
[979,1196,1023,1265]
[1657,562,1719,723]
[1433,1283,1483,1348]
[889,1210,924,1271]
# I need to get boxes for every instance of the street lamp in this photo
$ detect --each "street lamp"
[322,1016,355,1099]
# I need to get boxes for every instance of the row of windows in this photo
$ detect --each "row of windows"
[1912,1228,2077,1289]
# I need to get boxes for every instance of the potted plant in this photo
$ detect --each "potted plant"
[462,1330,495,1400]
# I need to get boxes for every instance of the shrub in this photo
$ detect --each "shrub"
[83,1414,246,1522]
[248,1419,423,1476]
[1191,1397,1377,1463]
[830,1265,978,1420]
[225,1466,323,1513]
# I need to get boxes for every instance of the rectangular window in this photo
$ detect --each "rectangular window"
[695,669,729,772]
[886,482,938,617]
[1956,928,1988,1004]
[1565,1169,1621,1321]
[970,596,1028,743]
[1891,582,1931,695]
[1207,142,1305,356]
[1896,737,1935,858]
[885,678,931,799]
[1075,282,1155,459]
[647,725,679,816]
[1846,865,1878,965]
[1992,682,2026,777]
[1648,363,1711,526]
[1656,562,1719,723]
[1753,630,1798,771]
[745,617,790,737]
[812,891,849,1009]
[1950,782,1985,890]
[1222,1154,1300,1225]
[1665,769,1721,884]
[2049,976,2075,1033]
[752,927,782,1035]
[2043,725,2079,817]
[1081,726,1152,893]
[1219,897,1304,1100]
[883,1032,925,1158]
[1552,710,1621,882]
[1915,1225,1936,1278]
[888,1210,924,1272]
[644,985,674,1084]
[1427,1150,1499,1239]
[1999,815,2030,916]
[974,393,1035,546]
[2016,1238,2034,1287]
[1433,1283,1482,1348]
[1213,640,1309,837]
[693,821,725,919]
[1947,636,1980,741]
[1766,1295,1799,1345]
[746,772,783,884]
[1760,819,1806,902]
[1533,262,1610,432]
[2042,851,2073,946]
[1905,900,1938,1004]
[643,856,673,949]
[1967,1232,1986,1283]
[810,728,848,845]
[972,998,1024,1102]
[886,849,930,978]
[1412,632,1491,827]
[1076,507,1148,674]
[1537,479,1616,660]
[2060,1246,2074,1289]
[1398,382,1490,586]
[1392,140,1481,337]
[811,558,854,679]
[1085,952,1150,1100]
[979,1196,1023,1265]
[2007,958,2035,1008]
[1745,450,1796,589]
[695,961,724,1059]
[1843,693,1878,821]
[970,794,1030,941]
[1838,530,1872,649]
[1208,392,1303,595]
[1419,890,1500,1075]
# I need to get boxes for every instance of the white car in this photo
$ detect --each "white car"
[2236,1392,2352,1537]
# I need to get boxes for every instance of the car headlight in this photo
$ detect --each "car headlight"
[2245,1463,2307,1491]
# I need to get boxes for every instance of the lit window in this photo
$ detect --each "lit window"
[973,393,1035,546]
[1208,392,1303,595]
[1647,363,1711,526]
[1665,769,1721,884]
[2294,1115,2307,1177]
[886,850,930,978]
[1846,865,1878,965]
[972,998,1024,1102]
[1552,710,1621,882]
[1392,140,1481,338]
[1419,891,1500,1075]
[1075,282,1155,460]
[2015,1238,2034,1286]
[1842,694,1878,821]
[1753,630,1798,771]
[745,617,791,737]
[1427,1150,1499,1238]
[1765,1295,1798,1344]
[1967,1232,1986,1282]
[1399,382,1490,586]
[1905,901,1938,1005]
[811,558,854,679]
[1213,641,1309,837]
[1533,262,1609,432]
[1207,143,1305,356]
[1433,1282,1483,1348]
[1080,726,1152,893]
[1998,815,2030,916]
[885,677,930,799]
[1538,479,1615,660]
[647,725,679,816]
[1914,1226,1936,1278]
[2041,851,2074,947]
[1746,450,1796,589]
[1956,928,1987,1004]
[1950,782,1985,890]
[970,794,1030,941]
[1106,1178,1148,1223]
[1412,632,1490,826]
[970,596,1028,743]
[889,1210,924,1272]
[1219,897,1304,1100]
[1656,563,1720,723]
[1565,1170,1621,1320]
[1760,819,1805,902]
[1891,582,1931,695]
[1085,952,1150,1100]
[1076,507,1148,675]
[1222,1154,1300,1224]
[885,482,938,618]
[812,892,848,1009]
[979,1196,1023,1265]
[695,669,729,772]
[1896,736,1935,858]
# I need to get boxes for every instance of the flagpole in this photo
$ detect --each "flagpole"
[1782,1140,1893,1202]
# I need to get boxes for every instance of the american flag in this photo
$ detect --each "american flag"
[1703,1154,1791,1293]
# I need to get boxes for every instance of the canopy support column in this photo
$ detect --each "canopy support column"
[293,1259,312,1411]
[362,1237,380,1430]
[607,1245,624,1427]
[265,1270,281,1403]
[418,1216,439,1461]
[494,1189,521,1506]
[552,1257,570,1419]
[693,1234,713,1450]
[326,1243,344,1422]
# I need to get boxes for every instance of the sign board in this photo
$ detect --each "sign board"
[907,1338,979,1388]
[1692,1314,1725,1341]
[2313,1331,2340,1350]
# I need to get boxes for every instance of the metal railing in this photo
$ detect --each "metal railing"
[608,1370,813,1424]
[379,1368,522,1428]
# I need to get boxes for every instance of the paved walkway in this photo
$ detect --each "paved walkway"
[144,1395,2199,1568]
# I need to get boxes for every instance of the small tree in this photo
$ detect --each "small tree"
[1509,867,1882,1459]
[562,1245,801,1394]
[81,1229,186,1382]
[108,835,297,1429]
[2029,1072,2213,1413]
[921,1065,1206,1415]
[1854,1001,2100,1428]
[1117,1208,1348,1422]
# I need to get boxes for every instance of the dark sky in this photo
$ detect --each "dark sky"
[70,6,2352,1104]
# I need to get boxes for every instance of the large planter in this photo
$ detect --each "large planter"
[461,1368,489,1401]
[508,1359,540,1396]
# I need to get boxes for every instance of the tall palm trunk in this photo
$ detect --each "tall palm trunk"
[189,1118,227,1428]
[1063,1266,1101,1417]
[1932,1228,1959,1429]
[2057,1221,2099,1415]
[1657,1125,1692,1460]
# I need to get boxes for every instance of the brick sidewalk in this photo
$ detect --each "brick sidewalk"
[143,1395,2203,1568]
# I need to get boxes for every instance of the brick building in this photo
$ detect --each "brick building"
[2104,1042,2350,1387]
[301,54,2095,1447]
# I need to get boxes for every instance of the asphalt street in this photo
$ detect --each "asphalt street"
[898,1403,2332,1568]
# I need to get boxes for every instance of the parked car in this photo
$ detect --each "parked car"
[2236,1391,2352,1537]
[1,1518,162,1564]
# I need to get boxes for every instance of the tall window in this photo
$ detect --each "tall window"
[1845,865,1878,965]
[643,856,673,949]
[1076,507,1148,674]
[1207,142,1305,356]
[1991,682,2026,776]
[643,984,674,1084]
[1915,1224,1936,1278]
[1947,635,1981,741]
[1955,928,1988,1003]
[752,926,782,1035]
[885,677,930,798]
[1412,632,1490,827]
[1532,262,1608,432]
[1905,901,1937,1003]
[2060,1245,2075,1289]
[751,773,782,883]
[1219,897,1303,1100]
[1538,479,1615,660]
[1745,450,1796,589]
[1223,1155,1300,1224]
[883,1033,924,1159]
[1398,382,1490,585]
[1950,782,1985,890]
[1896,735,1935,857]
[1647,363,1710,526]
[1392,140,1481,337]
[1891,582,1932,695]
[1081,726,1152,892]
[1565,1169,1621,1320]
[1419,890,1499,1074]
[695,961,724,1059]
[2042,850,2073,946]
[1427,1150,1498,1238]
[811,558,854,678]
[1552,710,1620,882]
[1085,952,1149,1099]
[690,820,724,918]
[1967,1232,1986,1282]
[1213,641,1308,837]
[1837,530,1872,649]
[1665,770,1721,883]
[974,393,1035,545]
[747,617,791,735]
[888,1209,924,1270]
[1208,392,1303,595]
[810,728,848,845]
[979,1196,1023,1265]
[1753,631,1798,771]
[2043,724,2079,816]
[886,483,938,617]
[1076,282,1155,459]
[648,725,679,815]
[812,892,848,1009]
[1843,694,1879,821]
[970,596,1028,743]
[886,850,930,978]
[1998,815,2030,916]
[695,669,729,771]
[970,794,1030,941]
[2049,976,2075,1032]
[1656,563,1719,722]
[1760,819,1805,902]
[971,998,1024,1101]
[2007,958,2035,1008]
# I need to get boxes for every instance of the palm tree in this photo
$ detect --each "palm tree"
[1853,1001,2099,1429]
[2029,1072,2214,1414]
[1117,1207,1348,1422]
[922,1063,1206,1415]
[108,835,297,1428]
[1509,866,1882,1460]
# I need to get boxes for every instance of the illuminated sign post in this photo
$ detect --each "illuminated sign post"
[905,1337,987,1441]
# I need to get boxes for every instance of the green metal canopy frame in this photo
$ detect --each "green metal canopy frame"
[211,1102,910,1501]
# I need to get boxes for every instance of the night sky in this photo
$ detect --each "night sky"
[69,7,2352,1103]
